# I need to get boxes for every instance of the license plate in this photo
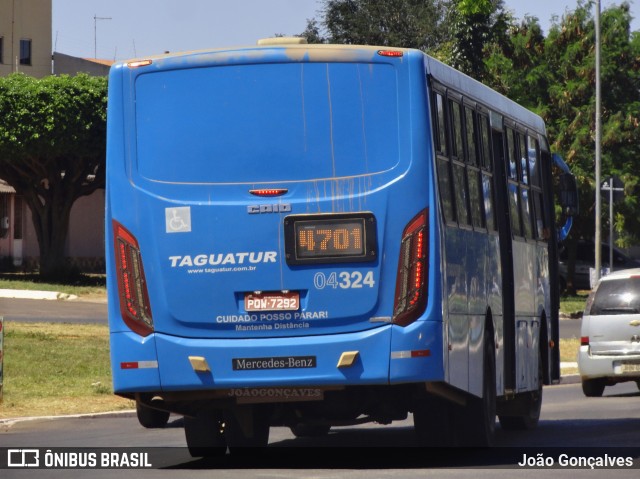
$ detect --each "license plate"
[244,291,299,312]
[621,362,640,373]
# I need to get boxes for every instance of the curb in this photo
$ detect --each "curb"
[0,409,136,427]
[0,289,78,301]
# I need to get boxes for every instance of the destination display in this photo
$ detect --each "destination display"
[284,213,377,265]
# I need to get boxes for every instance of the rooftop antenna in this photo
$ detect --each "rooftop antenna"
[94,14,112,59]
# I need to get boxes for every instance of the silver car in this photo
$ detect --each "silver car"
[578,268,640,397]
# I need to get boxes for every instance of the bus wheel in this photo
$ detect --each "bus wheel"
[289,423,331,438]
[462,327,496,446]
[136,402,170,429]
[184,411,227,458]
[225,405,271,452]
[499,353,543,430]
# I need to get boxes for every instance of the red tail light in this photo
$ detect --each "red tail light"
[377,50,404,57]
[581,336,590,346]
[113,220,153,336]
[249,188,288,197]
[393,209,428,326]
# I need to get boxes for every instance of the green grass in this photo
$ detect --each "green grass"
[560,338,579,363]
[559,291,589,316]
[0,321,133,418]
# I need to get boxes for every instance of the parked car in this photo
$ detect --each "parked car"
[559,240,640,291]
[578,268,640,397]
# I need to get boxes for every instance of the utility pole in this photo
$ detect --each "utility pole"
[94,15,112,59]
[594,0,602,286]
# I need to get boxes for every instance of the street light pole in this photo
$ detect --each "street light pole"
[594,0,602,285]
[94,15,112,59]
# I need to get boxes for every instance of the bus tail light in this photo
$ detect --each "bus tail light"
[393,209,428,326]
[113,220,153,337]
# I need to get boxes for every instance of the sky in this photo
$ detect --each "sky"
[52,0,640,62]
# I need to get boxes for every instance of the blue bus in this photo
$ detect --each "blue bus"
[106,38,577,453]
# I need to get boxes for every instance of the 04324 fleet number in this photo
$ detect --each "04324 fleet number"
[313,271,375,290]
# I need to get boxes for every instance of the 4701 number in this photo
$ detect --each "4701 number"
[313,271,375,290]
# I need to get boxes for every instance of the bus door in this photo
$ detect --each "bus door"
[489,111,516,394]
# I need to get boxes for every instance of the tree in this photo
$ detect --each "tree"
[447,0,511,80]
[544,2,640,254]
[486,1,640,292]
[301,0,454,53]
[0,73,107,280]
[483,14,549,106]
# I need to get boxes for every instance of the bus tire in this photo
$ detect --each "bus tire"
[462,325,496,447]
[184,411,227,458]
[498,352,543,430]
[136,402,170,429]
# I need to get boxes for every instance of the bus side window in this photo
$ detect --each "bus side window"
[528,136,547,241]
[465,106,484,229]
[478,114,495,231]
[433,92,455,223]
[437,157,455,223]
[450,99,464,161]
[506,128,522,238]
[507,128,518,180]
[518,132,534,239]
[450,99,470,226]
[435,93,447,156]
[465,107,478,166]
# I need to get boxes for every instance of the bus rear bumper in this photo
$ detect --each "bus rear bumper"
[110,321,444,394]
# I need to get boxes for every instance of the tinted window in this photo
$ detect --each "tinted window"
[453,163,470,225]
[482,174,495,231]
[437,157,455,223]
[528,136,541,187]
[506,129,518,180]
[468,169,484,228]
[450,100,464,159]
[508,182,521,236]
[136,62,399,183]
[435,93,447,155]
[589,277,640,315]
[520,188,533,238]
[479,115,491,169]
[465,107,478,166]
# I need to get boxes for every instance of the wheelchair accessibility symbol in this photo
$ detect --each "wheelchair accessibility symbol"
[165,207,191,233]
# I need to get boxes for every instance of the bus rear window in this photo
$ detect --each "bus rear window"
[134,62,399,184]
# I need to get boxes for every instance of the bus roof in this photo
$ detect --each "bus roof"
[423,54,546,136]
[117,40,546,136]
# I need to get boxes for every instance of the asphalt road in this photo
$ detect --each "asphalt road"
[1,381,639,477]
[0,297,107,324]
[0,299,636,477]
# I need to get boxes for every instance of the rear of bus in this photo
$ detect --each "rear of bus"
[106,41,441,444]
